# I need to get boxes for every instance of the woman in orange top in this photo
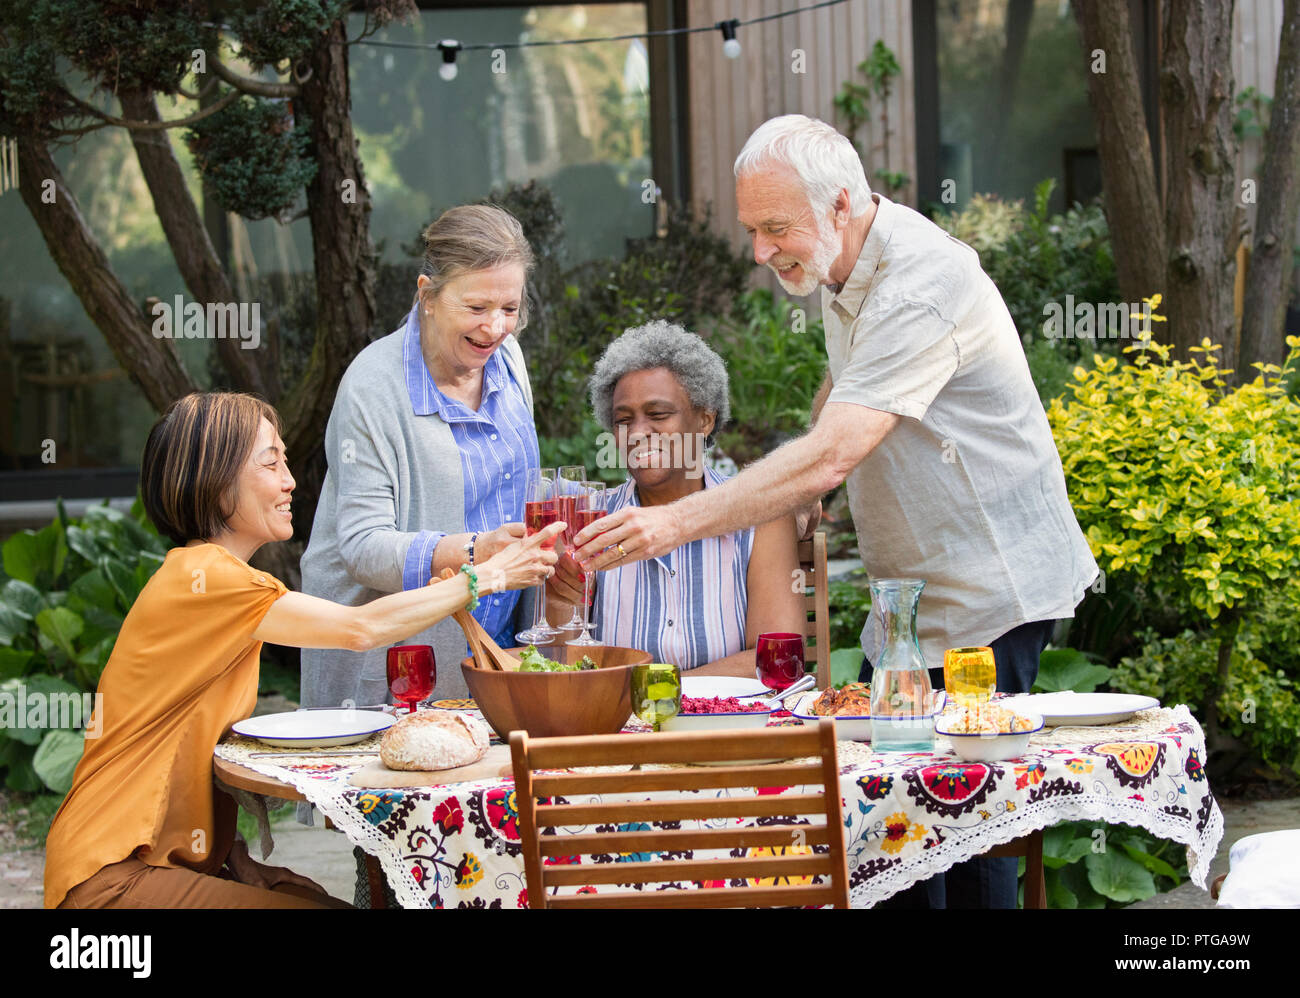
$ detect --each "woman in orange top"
[44,392,563,909]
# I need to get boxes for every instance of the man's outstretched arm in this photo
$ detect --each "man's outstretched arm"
[571,401,900,570]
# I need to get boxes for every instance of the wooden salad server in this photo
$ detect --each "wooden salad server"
[436,567,521,672]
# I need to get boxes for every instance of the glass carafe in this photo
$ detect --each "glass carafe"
[868,578,936,751]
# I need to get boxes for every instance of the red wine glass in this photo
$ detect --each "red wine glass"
[387,644,435,713]
[755,632,805,692]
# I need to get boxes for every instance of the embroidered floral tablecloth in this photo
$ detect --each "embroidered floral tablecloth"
[214,704,1222,909]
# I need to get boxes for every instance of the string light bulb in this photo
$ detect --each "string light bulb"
[717,19,741,59]
[438,40,460,80]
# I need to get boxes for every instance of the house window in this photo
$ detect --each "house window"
[915,0,1154,213]
[1,2,667,511]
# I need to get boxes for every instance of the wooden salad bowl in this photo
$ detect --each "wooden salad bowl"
[460,644,650,739]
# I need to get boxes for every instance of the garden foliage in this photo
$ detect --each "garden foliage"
[0,500,167,793]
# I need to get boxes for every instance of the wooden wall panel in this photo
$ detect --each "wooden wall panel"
[685,0,916,257]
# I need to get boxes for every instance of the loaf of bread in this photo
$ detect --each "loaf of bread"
[379,711,490,772]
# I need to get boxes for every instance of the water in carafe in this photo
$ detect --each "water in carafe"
[868,578,936,751]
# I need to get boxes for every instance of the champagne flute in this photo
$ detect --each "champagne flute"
[566,482,607,647]
[556,465,588,633]
[943,646,997,707]
[755,632,805,692]
[514,467,563,645]
[386,645,434,714]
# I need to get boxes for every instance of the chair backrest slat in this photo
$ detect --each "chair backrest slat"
[535,793,828,826]
[797,532,831,689]
[511,720,850,909]
[523,725,823,769]
[537,824,832,857]
[546,884,843,909]
[530,762,825,796]
[542,853,835,887]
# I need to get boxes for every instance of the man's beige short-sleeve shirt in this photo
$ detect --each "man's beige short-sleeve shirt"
[822,194,1098,667]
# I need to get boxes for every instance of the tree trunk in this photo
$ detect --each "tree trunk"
[1238,0,1300,378]
[16,137,197,411]
[278,18,378,468]
[118,88,280,402]
[1161,0,1240,363]
[1071,0,1168,309]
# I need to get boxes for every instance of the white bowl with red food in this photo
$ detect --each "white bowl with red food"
[658,693,772,731]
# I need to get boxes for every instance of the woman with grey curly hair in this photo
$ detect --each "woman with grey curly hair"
[550,320,804,675]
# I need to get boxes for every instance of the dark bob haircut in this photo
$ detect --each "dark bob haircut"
[141,392,282,546]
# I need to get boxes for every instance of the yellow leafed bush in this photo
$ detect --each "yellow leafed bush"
[1047,304,1300,622]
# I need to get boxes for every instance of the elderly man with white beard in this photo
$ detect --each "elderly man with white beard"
[572,113,1098,909]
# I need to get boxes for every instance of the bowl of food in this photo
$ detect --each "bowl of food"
[659,694,772,732]
[935,702,1044,762]
[789,682,873,741]
[460,643,650,739]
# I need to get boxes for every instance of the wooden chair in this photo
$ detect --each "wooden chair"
[985,830,1047,909]
[797,531,832,689]
[509,718,850,908]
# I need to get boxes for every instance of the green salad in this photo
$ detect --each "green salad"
[517,645,598,673]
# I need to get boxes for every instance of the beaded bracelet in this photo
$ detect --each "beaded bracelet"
[459,563,480,611]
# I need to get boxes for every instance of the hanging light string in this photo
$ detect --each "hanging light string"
[349,0,849,62]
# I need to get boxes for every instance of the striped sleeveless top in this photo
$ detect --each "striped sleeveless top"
[591,467,754,671]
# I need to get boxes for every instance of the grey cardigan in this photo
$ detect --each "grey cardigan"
[299,326,535,709]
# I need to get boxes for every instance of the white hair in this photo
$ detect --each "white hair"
[734,114,872,217]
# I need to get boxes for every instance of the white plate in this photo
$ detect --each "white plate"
[232,709,395,748]
[1002,692,1160,727]
[681,675,768,699]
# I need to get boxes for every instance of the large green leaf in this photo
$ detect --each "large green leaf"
[0,648,33,681]
[1,675,85,745]
[1,579,47,620]
[0,601,27,646]
[1060,860,1106,908]
[36,607,84,659]
[33,729,84,794]
[68,568,120,615]
[1086,849,1158,903]
[74,636,116,684]
[831,647,864,687]
[1,523,67,588]
[1034,648,1113,693]
[65,524,111,564]
[1042,824,1096,869]
[99,558,140,611]
[2,530,47,586]
[1120,842,1182,884]
[1044,867,1079,909]
[2,749,41,792]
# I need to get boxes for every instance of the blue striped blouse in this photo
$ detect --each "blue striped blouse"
[396,306,539,648]
[592,467,755,670]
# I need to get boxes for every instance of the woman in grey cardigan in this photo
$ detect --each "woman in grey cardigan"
[301,204,557,707]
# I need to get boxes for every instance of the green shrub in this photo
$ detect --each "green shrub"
[0,499,168,792]
[1113,629,1300,779]
[1049,323,1300,764]
[703,289,827,467]
[828,567,872,655]
[937,179,1120,365]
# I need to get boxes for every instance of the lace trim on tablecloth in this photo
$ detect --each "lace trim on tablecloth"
[215,734,436,909]
[846,704,1225,908]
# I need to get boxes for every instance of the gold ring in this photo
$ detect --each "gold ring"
[616,544,627,558]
